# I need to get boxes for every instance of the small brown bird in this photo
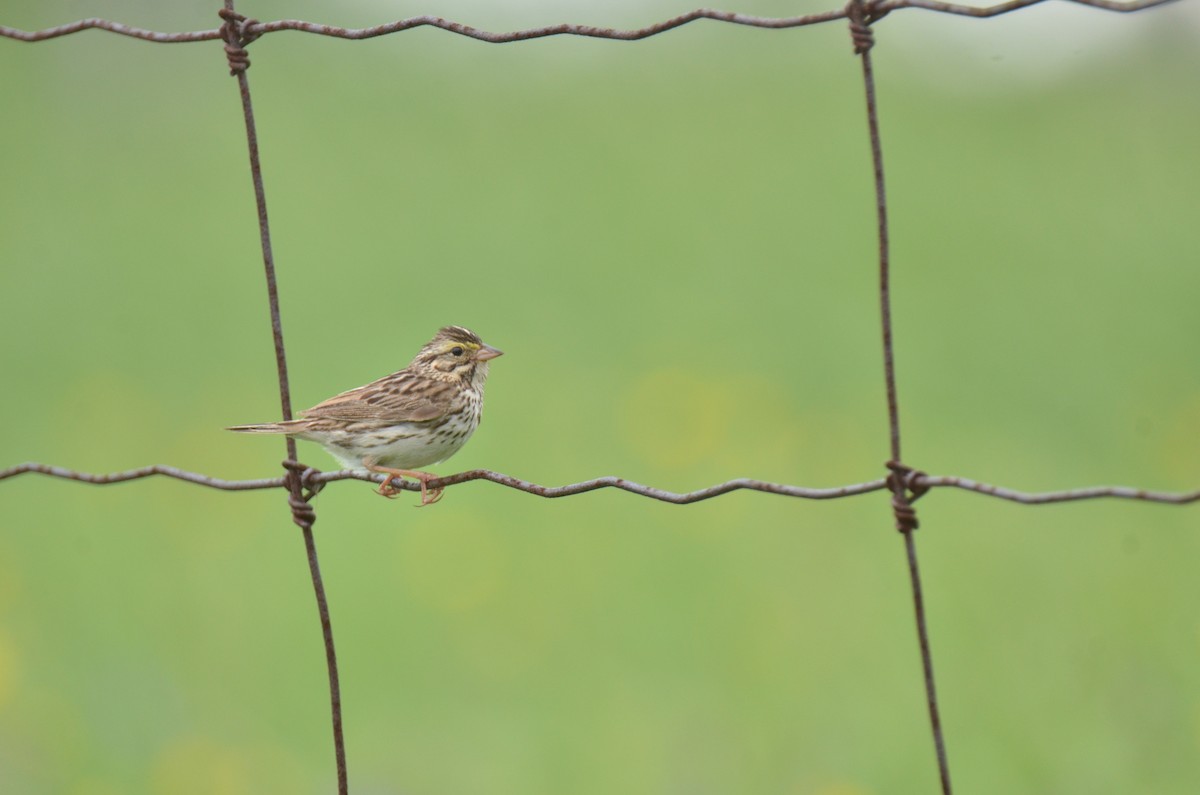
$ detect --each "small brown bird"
[228,326,502,505]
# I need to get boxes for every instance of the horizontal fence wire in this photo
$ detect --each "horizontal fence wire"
[0,0,1178,44]
[3,1,1192,794]
[4,463,1198,505]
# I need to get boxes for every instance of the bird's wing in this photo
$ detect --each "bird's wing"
[301,373,453,424]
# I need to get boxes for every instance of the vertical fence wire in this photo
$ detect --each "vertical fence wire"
[850,3,952,792]
[219,3,347,792]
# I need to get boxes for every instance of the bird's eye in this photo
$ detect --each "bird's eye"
[451,346,464,357]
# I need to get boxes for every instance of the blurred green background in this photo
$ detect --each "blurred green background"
[1,1,1198,793]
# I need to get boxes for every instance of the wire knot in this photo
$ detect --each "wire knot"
[282,459,323,531]
[218,7,261,75]
[846,0,884,55]
[886,460,929,533]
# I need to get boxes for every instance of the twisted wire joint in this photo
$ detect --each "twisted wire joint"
[218,7,260,75]
[282,459,324,530]
[847,0,886,54]
[887,460,929,532]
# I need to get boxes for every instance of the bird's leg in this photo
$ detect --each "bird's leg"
[364,462,445,506]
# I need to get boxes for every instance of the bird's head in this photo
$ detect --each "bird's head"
[411,326,503,386]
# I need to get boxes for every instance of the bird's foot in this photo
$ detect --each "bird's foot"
[367,465,445,506]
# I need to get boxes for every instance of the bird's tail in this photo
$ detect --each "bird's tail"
[226,420,308,434]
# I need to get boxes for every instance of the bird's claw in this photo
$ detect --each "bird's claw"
[370,466,445,506]
[376,475,404,499]
[419,485,446,506]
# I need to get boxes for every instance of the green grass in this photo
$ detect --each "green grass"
[1,2,1198,793]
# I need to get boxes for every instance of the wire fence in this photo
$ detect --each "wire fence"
[1,2,1191,793]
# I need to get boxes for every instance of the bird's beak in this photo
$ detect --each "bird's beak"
[476,344,504,361]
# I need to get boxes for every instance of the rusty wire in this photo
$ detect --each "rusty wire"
[844,0,952,787]
[4,462,1198,506]
[0,0,1177,44]
[217,1,348,791]
[1,1,1193,794]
